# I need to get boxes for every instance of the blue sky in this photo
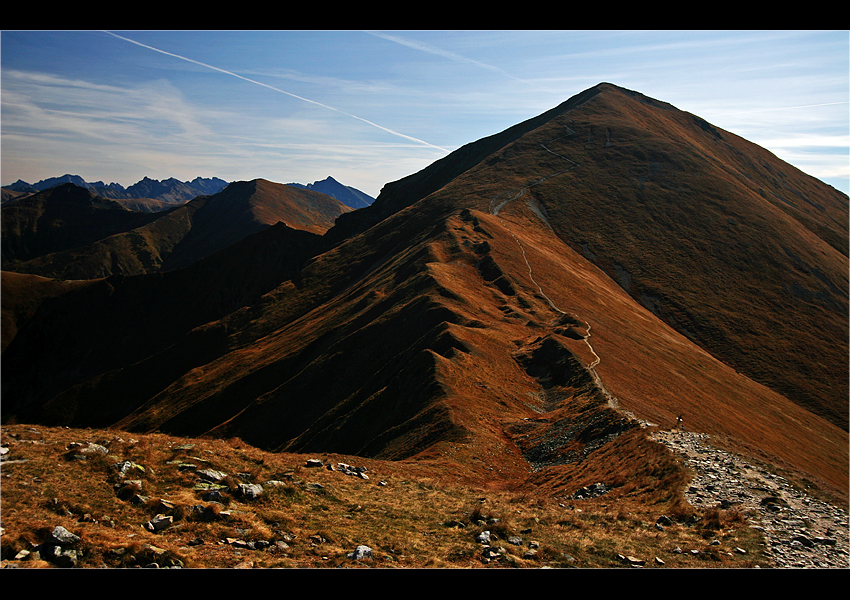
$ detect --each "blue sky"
[2,30,848,198]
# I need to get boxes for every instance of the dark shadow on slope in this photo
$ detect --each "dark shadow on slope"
[2,222,326,426]
[507,334,637,470]
[185,295,473,460]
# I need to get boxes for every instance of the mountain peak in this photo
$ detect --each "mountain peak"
[286,177,374,210]
[1,84,846,513]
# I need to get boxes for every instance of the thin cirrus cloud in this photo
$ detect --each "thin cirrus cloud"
[2,62,433,192]
[0,68,241,183]
[714,102,849,117]
[2,68,216,146]
[2,30,846,196]
[101,31,449,155]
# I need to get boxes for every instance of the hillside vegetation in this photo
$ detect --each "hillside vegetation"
[2,84,846,570]
[1,424,770,569]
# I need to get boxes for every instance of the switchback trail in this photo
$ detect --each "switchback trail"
[487,128,624,410]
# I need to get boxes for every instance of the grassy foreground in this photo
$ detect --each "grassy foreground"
[0,424,770,569]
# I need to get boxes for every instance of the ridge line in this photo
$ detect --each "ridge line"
[487,136,621,408]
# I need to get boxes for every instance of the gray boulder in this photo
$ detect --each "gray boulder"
[238,483,264,500]
[144,514,173,532]
[49,525,80,546]
[348,545,373,560]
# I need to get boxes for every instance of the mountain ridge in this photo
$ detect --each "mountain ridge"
[1,179,352,279]
[3,174,376,212]
[2,175,229,205]
[2,82,846,507]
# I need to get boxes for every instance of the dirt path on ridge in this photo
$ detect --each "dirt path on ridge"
[488,128,623,413]
[487,126,850,569]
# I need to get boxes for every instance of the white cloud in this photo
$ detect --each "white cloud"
[2,69,218,146]
[0,64,443,196]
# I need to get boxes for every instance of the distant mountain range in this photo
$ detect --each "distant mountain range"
[2,174,374,211]
[2,175,229,207]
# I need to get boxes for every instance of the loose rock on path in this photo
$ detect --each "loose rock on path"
[651,429,849,568]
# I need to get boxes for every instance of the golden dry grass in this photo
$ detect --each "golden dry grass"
[2,85,845,571]
[1,424,771,569]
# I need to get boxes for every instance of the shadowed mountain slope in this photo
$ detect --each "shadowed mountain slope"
[2,221,328,419]
[1,184,161,267]
[2,83,846,503]
[2,179,352,279]
[0,271,93,353]
[474,83,848,428]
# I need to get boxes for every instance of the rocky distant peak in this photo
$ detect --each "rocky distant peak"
[287,176,374,210]
[2,175,230,205]
[4,180,37,193]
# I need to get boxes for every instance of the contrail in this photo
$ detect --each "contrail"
[365,30,551,92]
[102,31,449,153]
